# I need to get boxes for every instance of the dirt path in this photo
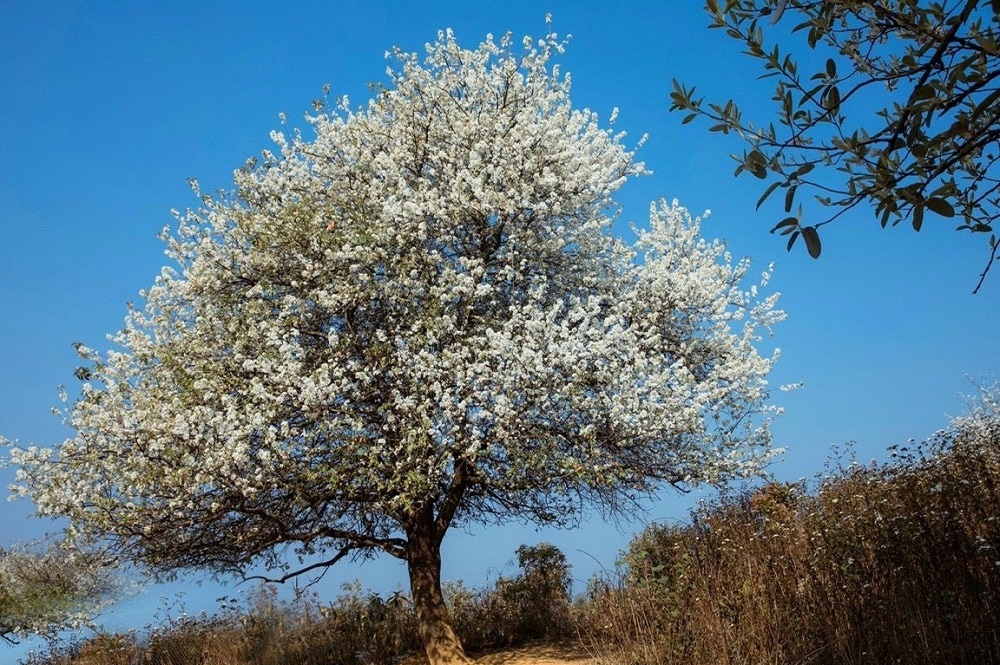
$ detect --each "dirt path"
[401,643,598,665]
[475,643,596,665]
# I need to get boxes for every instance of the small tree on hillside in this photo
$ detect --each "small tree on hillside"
[6,28,783,665]
[0,540,114,645]
[498,543,574,642]
[671,0,1000,292]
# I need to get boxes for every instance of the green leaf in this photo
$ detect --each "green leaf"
[823,85,841,112]
[825,58,836,78]
[784,185,797,213]
[802,226,822,258]
[682,113,698,124]
[879,204,894,228]
[926,198,955,218]
[911,84,936,101]
[912,203,924,232]
[786,230,800,251]
[746,149,767,178]
[794,162,815,178]
[756,181,782,210]
[970,88,1000,123]
[770,216,799,234]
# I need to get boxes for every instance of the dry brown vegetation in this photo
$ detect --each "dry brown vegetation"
[22,398,1000,665]
[580,404,1000,664]
[24,544,576,665]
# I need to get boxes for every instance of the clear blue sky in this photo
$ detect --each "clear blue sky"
[2,1,998,658]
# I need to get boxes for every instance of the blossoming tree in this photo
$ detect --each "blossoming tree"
[0,541,114,645]
[7,28,784,665]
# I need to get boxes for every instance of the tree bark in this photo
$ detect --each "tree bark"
[406,517,473,665]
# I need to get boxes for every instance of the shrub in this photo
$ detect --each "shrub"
[582,391,1000,664]
[497,543,574,643]
[22,542,576,664]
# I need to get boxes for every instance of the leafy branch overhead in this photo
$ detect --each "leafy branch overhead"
[671,0,1000,292]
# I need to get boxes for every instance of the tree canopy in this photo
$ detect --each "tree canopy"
[670,0,1000,292]
[7,27,783,665]
[0,540,115,645]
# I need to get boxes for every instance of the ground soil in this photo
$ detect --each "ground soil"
[475,643,596,665]
[401,642,597,665]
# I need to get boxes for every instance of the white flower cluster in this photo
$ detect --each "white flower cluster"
[6,29,783,572]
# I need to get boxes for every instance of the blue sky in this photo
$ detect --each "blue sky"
[2,0,999,658]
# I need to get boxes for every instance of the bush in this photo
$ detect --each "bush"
[22,542,576,664]
[581,394,1000,665]
[497,543,574,643]
[445,542,574,651]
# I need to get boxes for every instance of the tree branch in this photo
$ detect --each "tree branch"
[434,456,471,544]
[241,548,353,586]
[973,240,1000,294]
[885,0,979,159]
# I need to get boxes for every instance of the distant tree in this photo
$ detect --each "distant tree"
[498,543,574,642]
[0,540,114,645]
[6,28,783,665]
[670,0,1000,292]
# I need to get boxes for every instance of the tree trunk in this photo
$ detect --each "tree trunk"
[406,520,473,665]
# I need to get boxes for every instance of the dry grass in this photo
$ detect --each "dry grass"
[580,406,1000,665]
[24,545,575,665]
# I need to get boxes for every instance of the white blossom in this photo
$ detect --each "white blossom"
[5,29,783,586]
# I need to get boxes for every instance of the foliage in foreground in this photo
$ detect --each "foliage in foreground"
[582,389,1000,664]
[672,0,1000,291]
